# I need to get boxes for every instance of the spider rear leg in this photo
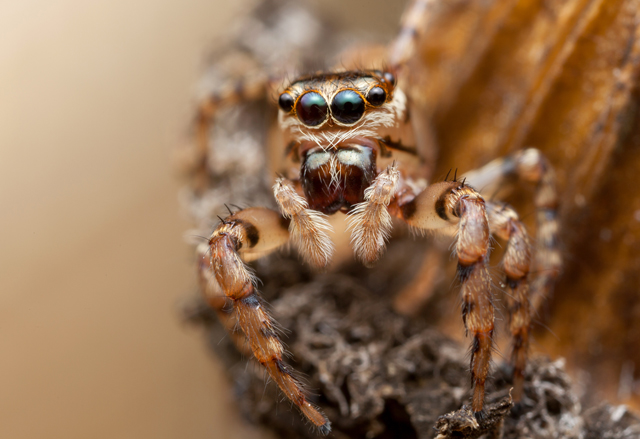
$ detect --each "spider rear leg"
[463,148,561,311]
[202,207,331,434]
[187,74,274,191]
[400,181,494,414]
[486,201,532,401]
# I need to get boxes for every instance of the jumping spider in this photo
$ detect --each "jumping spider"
[189,0,561,435]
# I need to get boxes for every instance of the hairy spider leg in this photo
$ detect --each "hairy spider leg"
[399,181,494,414]
[273,178,335,268]
[462,148,561,312]
[196,242,252,357]
[203,207,331,434]
[485,201,532,401]
[190,74,275,191]
[347,163,400,267]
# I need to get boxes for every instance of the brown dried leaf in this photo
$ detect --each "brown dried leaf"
[409,0,640,409]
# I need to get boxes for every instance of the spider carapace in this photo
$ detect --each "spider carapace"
[194,2,561,435]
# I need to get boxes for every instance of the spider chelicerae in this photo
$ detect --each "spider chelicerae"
[187,0,562,435]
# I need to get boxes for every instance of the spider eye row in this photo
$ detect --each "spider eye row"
[278,86,388,127]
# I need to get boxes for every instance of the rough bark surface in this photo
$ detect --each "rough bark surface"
[185,247,640,438]
[180,0,640,436]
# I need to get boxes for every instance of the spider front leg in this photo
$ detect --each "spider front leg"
[348,163,400,266]
[197,241,252,357]
[273,177,335,268]
[201,207,331,434]
[400,181,494,414]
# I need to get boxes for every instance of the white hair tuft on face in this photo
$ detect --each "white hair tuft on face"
[280,89,407,149]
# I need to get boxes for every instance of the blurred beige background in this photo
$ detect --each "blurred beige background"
[0,1,261,438]
[3,1,637,438]
[0,0,408,437]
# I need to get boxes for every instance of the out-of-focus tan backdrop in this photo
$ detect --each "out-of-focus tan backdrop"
[0,1,262,438]
[3,0,640,437]
[0,0,409,437]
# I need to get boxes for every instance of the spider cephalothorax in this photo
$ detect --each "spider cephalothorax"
[277,71,406,219]
[189,0,561,435]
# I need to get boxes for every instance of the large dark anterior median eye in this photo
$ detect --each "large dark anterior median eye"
[331,90,365,124]
[296,91,328,126]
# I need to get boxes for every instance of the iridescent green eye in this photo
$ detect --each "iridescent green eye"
[296,92,328,126]
[331,90,365,125]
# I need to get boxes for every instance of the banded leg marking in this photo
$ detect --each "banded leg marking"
[401,181,494,414]
[202,207,331,433]
[487,202,532,401]
[463,148,561,311]
[197,242,251,356]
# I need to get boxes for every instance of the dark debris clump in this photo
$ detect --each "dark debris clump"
[185,251,640,439]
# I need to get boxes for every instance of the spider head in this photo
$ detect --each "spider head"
[277,70,403,143]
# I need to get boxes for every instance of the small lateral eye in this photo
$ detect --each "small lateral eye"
[296,91,328,126]
[331,90,365,125]
[367,86,386,106]
[278,93,294,112]
[383,72,396,86]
